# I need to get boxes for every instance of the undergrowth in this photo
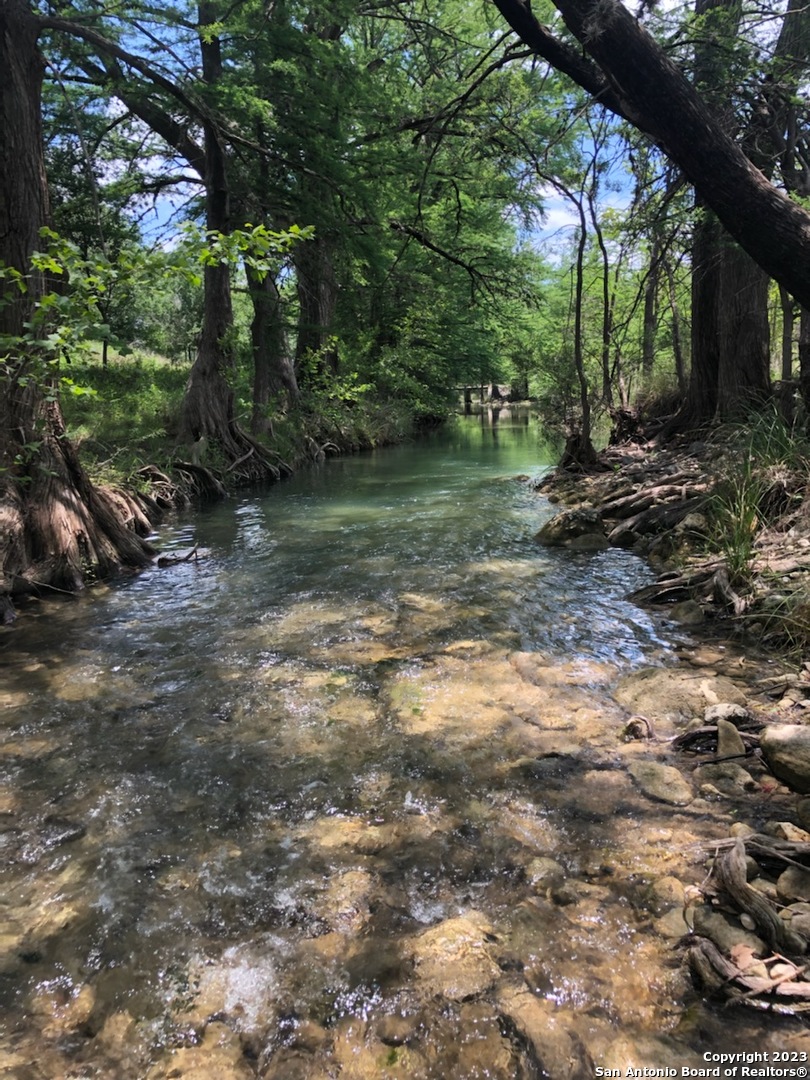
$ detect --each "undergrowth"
[706,407,810,588]
[61,345,435,488]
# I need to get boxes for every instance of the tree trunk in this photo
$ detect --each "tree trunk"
[294,234,339,379]
[562,221,597,467]
[492,0,810,310]
[589,193,613,405]
[664,259,688,394]
[800,307,810,418]
[180,9,281,481]
[682,210,721,424]
[778,286,796,422]
[0,0,153,619]
[715,241,771,415]
[248,266,298,434]
[641,236,659,387]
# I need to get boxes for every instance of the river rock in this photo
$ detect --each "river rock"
[692,906,767,956]
[39,816,86,849]
[797,798,810,830]
[535,508,605,547]
[776,866,810,903]
[760,724,810,793]
[566,532,610,551]
[526,857,566,891]
[648,876,686,916]
[602,1035,704,1074]
[729,822,756,838]
[496,985,594,1080]
[705,703,752,726]
[615,668,746,726]
[145,1022,253,1080]
[751,877,779,902]
[670,601,704,626]
[716,718,746,758]
[762,821,810,842]
[376,1013,419,1047]
[411,913,501,1000]
[692,762,757,796]
[627,759,693,805]
[654,907,691,938]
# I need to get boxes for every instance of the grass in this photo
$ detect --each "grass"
[60,346,189,483]
[706,406,810,587]
[59,343,432,488]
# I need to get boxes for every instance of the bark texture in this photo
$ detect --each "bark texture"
[0,0,153,619]
[180,8,282,481]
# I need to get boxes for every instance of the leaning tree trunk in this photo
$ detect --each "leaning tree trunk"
[0,0,153,621]
[492,0,810,310]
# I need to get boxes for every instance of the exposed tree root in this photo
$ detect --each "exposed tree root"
[689,937,810,1012]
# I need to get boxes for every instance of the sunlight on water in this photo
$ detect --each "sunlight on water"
[0,412,791,1078]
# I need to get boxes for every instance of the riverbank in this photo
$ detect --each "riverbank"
[535,430,810,1015]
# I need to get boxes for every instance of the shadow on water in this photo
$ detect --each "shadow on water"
[1,414,806,1077]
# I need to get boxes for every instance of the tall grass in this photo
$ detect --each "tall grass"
[707,406,810,587]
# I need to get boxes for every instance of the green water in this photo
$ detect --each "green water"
[0,413,799,1078]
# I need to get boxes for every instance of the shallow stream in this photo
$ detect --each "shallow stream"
[1,412,807,1077]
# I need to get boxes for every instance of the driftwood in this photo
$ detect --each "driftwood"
[670,727,762,753]
[689,937,810,1012]
[628,565,719,606]
[714,839,807,955]
[708,834,810,872]
[712,568,749,616]
[156,546,200,569]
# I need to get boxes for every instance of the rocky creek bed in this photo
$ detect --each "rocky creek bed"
[535,437,810,1034]
[4,428,810,1078]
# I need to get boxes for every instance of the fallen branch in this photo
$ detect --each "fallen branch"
[156,546,200,569]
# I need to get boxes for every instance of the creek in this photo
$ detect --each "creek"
[1,411,804,1078]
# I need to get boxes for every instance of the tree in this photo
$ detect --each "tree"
[491,0,810,313]
[0,0,153,621]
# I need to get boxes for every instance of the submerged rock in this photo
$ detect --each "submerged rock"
[496,985,594,1080]
[411,912,501,1000]
[615,668,746,727]
[535,507,605,548]
[526,857,566,891]
[654,907,691,938]
[648,876,686,916]
[692,762,757,796]
[627,759,693,806]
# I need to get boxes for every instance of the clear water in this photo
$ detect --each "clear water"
[0,412,801,1077]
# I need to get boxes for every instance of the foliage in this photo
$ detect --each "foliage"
[707,409,810,585]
